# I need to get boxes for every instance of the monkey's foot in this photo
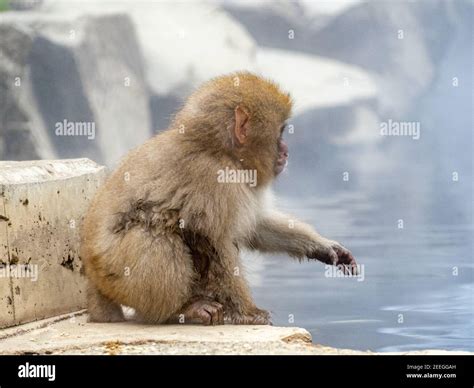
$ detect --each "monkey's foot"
[226,308,272,325]
[174,298,225,325]
[88,309,125,323]
[87,284,125,323]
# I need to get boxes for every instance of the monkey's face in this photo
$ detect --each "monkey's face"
[232,99,291,183]
[274,125,289,175]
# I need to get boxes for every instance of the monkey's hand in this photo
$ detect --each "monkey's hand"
[307,239,357,275]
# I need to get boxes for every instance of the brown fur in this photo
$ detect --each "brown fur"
[80,72,355,325]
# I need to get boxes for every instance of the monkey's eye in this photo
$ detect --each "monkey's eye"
[280,124,287,135]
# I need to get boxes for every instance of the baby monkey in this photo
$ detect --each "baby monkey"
[81,72,357,325]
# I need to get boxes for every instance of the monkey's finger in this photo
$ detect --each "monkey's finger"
[340,264,350,275]
[204,306,221,326]
[210,301,224,324]
[338,255,357,275]
[338,250,353,264]
[328,249,339,266]
[345,252,359,275]
[343,249,356,264]
[341,255,358,275]
[342,252,358,275]
[217,307,224,325]
[333,246,356,264]
[341,263,358,276]
[351,264,359,276]
[196,309,212,326]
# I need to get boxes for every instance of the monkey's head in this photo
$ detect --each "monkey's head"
[175,72,293,187]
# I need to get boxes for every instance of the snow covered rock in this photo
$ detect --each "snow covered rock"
[0,10,152,165]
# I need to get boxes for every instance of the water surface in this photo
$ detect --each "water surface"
[249,137,473,352]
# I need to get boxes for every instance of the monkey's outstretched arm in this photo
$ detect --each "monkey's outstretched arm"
[249,212,357,271]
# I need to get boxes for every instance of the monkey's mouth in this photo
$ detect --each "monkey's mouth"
[274,154,288,174]
[274,137,289,175]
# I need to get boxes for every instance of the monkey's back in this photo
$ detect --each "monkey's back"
[80,129,250,269]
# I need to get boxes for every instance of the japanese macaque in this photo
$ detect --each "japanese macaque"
[81,72,357,325]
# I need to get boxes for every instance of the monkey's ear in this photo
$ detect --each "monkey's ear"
[234,106,250,145]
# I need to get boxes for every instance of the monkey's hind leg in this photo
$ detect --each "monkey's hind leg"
[87,282,125,323]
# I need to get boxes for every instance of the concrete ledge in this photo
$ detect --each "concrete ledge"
[0,312,470,355]
[0,312,361,355]
[0,159,107,328]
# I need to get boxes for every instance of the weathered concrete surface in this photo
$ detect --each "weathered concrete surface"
[0,158,107,328]
[0,311,470,355]
[0,311,363,355]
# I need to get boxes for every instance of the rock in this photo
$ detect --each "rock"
[256,48,377,117]
[0,21,43,161]
[125,1,257,98]
[133,1,257,132]
[0,10,152,165]
[223,1,316,52]
[9,0,44,11]
[304,1,461,115]
[0,158,107,328]
[42,0,259,132]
